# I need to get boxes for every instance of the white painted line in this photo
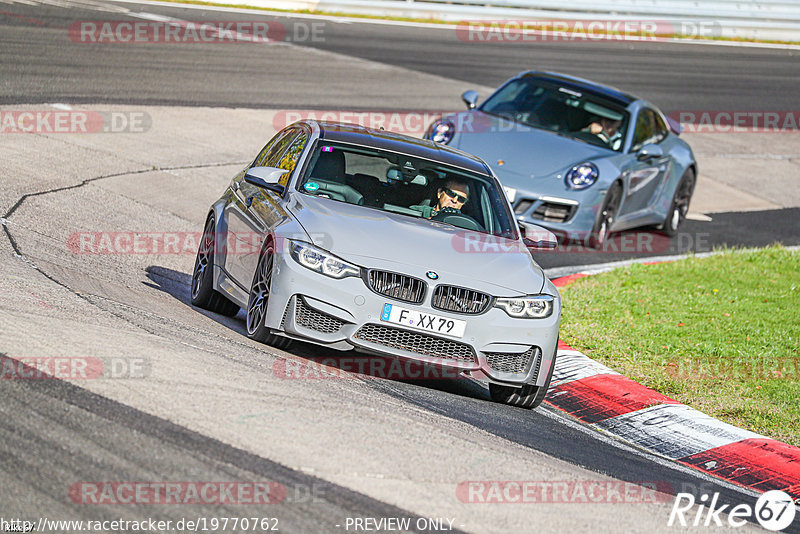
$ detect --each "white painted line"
[545,245,800,279]
[686,213,713,222]
[595,404,764,460]
[49,103,73,111]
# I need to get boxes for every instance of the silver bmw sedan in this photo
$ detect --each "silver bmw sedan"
[191,120,561,408]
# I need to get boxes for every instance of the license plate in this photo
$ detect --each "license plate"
[380,303,466,338]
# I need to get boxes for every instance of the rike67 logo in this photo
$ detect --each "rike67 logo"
[669,490,797,531]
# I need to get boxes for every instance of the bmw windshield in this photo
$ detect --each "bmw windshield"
[296,141,518,239]
[480,78,630,151]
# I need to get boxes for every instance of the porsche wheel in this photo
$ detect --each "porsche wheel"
[588,182,622,249]
[191,216,240,317]
[661,169,695,237]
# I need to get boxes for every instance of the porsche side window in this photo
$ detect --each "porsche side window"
[632,109,658,151]
[653,112,669,143]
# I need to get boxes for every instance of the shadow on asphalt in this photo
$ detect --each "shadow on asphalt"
[142,265,490,404]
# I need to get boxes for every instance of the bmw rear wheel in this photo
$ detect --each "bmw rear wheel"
[191,216,240,317]
[246,243,293,349]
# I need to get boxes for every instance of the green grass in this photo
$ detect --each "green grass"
[558,245,800,446]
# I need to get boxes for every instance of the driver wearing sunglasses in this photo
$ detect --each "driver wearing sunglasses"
[428,180,469,218]
[409,179,470,219]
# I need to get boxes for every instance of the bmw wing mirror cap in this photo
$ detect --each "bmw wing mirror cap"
[461,90,479,110]
[519,221,558,250]
[636,143,664,161]
[244,166,288,192]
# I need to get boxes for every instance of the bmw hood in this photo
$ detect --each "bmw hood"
[449,110,610,178]
[288,194,545,295]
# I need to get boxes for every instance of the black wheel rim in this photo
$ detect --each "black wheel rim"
[671,176,694,231]
[191,219,214,299]
[247,248,273,335]
[596,186,621,246]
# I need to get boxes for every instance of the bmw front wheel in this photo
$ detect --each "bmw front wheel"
[490,351,557,409]
[191,216,240,317]
[246,243,293,349]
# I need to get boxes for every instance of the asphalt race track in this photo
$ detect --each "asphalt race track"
[1,1,799,532]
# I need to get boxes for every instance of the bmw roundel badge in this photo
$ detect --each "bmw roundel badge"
[426,271,439,280]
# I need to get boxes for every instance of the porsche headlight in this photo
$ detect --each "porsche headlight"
[565,162,599,190]
[495,295,554,319]
[426,118,455,145]
[289,241,360,279]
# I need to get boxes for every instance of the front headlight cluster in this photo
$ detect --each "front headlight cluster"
[565,162,599,190]
[495,295,554,319]
[289,241,360,279]
[426,119,455,145]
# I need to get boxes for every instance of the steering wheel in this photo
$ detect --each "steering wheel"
[570,130,610,147]
[431,207,485,232]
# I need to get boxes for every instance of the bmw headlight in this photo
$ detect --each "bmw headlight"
[565,162,599,190]
[289,241,360,279]
[495,295,554,319]
[425,118,455,145]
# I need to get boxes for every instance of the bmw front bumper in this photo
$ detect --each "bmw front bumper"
[264,240,560,388]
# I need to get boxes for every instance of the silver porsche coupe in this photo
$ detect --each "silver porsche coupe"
[425,71,698,248]
[190,121,561,408]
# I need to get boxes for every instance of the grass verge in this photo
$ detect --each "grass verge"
[558,245,800,446]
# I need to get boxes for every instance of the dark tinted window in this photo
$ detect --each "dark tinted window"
[479,78,629,151]
[632,109,667,151]
[297,142,517,239]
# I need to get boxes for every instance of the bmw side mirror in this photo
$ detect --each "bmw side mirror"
[244,166,288,195]
[519,221,558,250]
[461,90,479,110]
[636,143,664,162]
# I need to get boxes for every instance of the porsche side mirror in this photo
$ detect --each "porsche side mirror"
[461,90,479,110]
[244,166,288,195]
[636,144,664,162]
[519,221,558,250]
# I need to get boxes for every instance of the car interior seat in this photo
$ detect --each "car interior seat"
[308,149,363,204]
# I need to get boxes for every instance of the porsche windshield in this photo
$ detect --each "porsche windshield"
[297,142,518,239]
[480,78,630,151]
